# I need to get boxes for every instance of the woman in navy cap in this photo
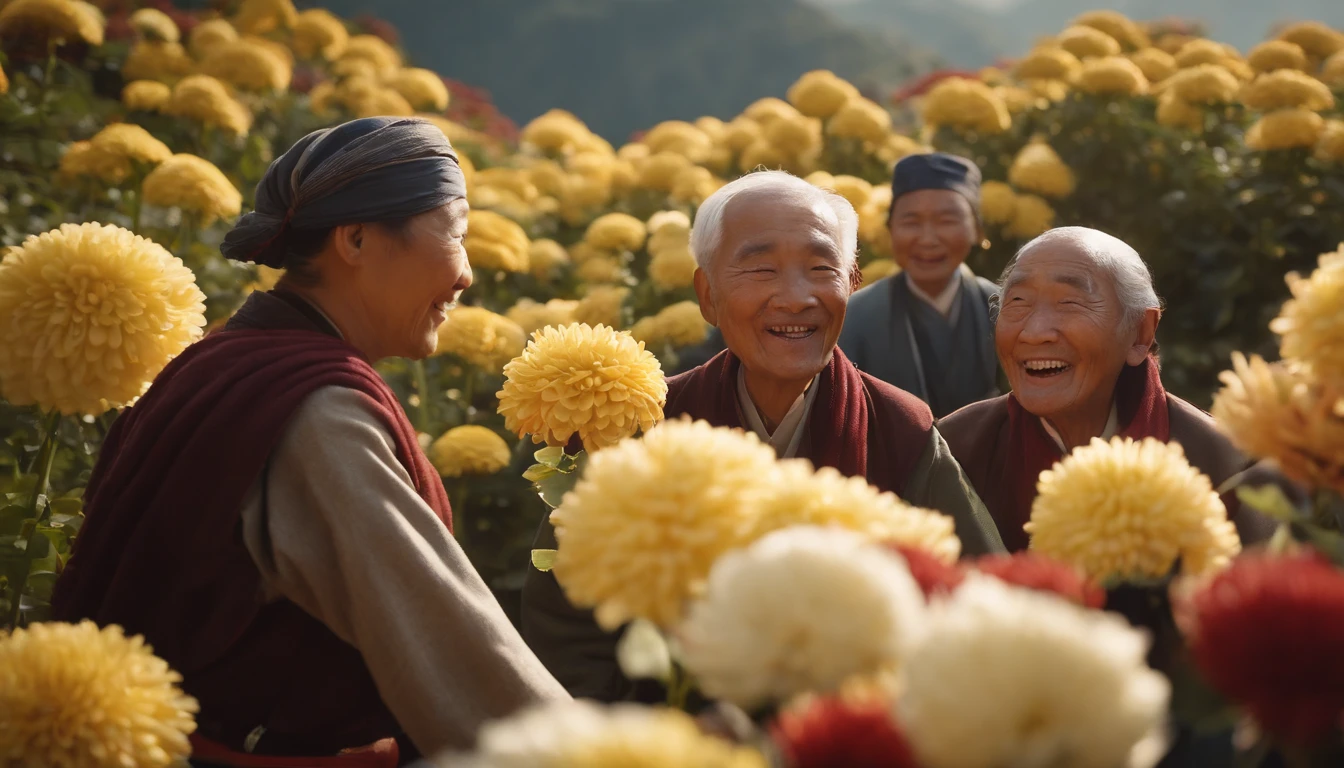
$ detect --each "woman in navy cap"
[838,152,999,418]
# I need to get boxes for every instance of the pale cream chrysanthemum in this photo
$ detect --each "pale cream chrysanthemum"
[1245,108,1325,151]
[1015,47,1082,82]
[1129,47,1177,83]
[164,74,252,136]
[291,7,348,60]
[577,256,627,285]
[921,78,1011,135]
[826,97,892,144]
[642,120,714,164]
[1004,193,1055,239]
[129,7,177,42]
[1156,92,1205,130]
[647,209,691,235]
[1212,352,1344,495]
[1165,63,1241,104]
[548,418,770,628]
[187,18,236,57]
[522,109,592,155]
[1318,120,1344,162]
[677,526,927,709]
[899,576,1170,768]
[1057,24,1122,60]
[232,0,296,35]
[59,140,132,184]
[649,246,698,291]
[979,180,1017,225]
[0,223,206,415]
[1027,436,1241,583]
[1078,56,1149,96]
[0,0,104,46]
[1073,9,1148,50]
[122,40,195,83]
[631,301,709,349]
[464,209,530,273]
[861,258,900,287]
[122,79,171,111]
[507,298,579,335]
[1247,40,1309,73]
[430,425,512,477]
[1008,142,1076,199]
[585,212,647,253]
[0,621,198,768]
[574,285,630,329]
[1276,21,1344,60]
[497,322,665,455]
[788,69,860,119]
[435,305,526,374]
[200,38,292,92]
[1240,69,1335,112]
[383,67,450,112]
[142,154,242,223]
[1272,244,1344,383]
[527,239,571,279]
[90,122,172,165]
[467,701,766,768]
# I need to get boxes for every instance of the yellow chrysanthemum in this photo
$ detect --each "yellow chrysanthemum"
[0,63,8,95]
[766,114,823,155]
[200,38,292,92]
[122,40,195,83]
[0,224,206,415]
[430,425,512,478]
[878,133,925,165]
[523,109,592,155]
[464,209,530,273]
[1174,38,1234,69]
[738,140,788,172]
[1129,47,1177,83]
[788,69,860,118]
[1212,352,1344,495]
[649,246,698,291]
[1156,92,1205,130]
[1164,63,1241,105]
[291,8,348,60]
[59,141,132,184]
[0,0,103,46]
[475,168,540,202]
[435,306,526,373]
[744,96,802,126]
[826,97,892,144]
[632,301,709,350]
[577,257,628,285]
[0,620,198,768]
[1272,244,1344,383]
[1325,51,1344,88]
[574,285,630,330]
[1073,9,1148,50]
[122,79,171,111]
[232,0,296,35]
[1015,46,1083,82]
[1027,436,1241,583]
[383,67,450,112]
[670,166,721,205]
[1247,40,1308,74]
[1078,56,1149,96]
[827,175,872,211]
[1004,194,1056,240]
[921,78,1011,135]
[90,122,172,166]
[350,88,420,120]
[994,84,1038,114]
[1318,120,1344,162]
[756,461,961,563]
[497,322,666,455]
[187,18,236,56]
[142,154,242,223]
[642,120,714,164]
[980,180,1018,225]
[1276,21,1344,60]
[527,239,571,280]
[648,209,691,236]
[507,297,579,335]
[1240,69,1335,112]
[338,34,401,74]
[164,75,252,136]
[1025,77,1072,102]
[861,258,900,287]
[585,212,648,253]
[1008,142,1076,199]
[720,116,764,153]
[549,418,771,627]
[1057,24,1122,60]
[1245,108,1325,151]
[638,151,692,191]
[128,7,177,42]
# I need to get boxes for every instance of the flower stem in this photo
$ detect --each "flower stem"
[411,360,433,434]
[4,411,61,629]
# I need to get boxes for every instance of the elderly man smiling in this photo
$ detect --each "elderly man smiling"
[520,170,1002,701]
[939,226,1276,551]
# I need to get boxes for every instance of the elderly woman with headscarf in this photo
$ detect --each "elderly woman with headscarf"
[938,226,1277,551]
[52,117,567,767]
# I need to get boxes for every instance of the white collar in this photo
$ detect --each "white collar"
[1041,403,1119,454]
[906,272,962,318]
[736,367,820,459]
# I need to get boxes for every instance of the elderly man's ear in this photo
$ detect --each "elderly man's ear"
[1126,307,1162,366]
[693,268,719,327]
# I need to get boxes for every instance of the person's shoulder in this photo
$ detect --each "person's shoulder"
[971,274,999,299]
[849,275,894,311]
[937,395,1011,457]
[939,395,1010,430]
[1165,393,1245,469]
[858,369,934,432]
[287,385,395,449]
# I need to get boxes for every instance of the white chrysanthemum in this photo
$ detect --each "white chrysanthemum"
[677,526,926,709]
[899,576,1170,768]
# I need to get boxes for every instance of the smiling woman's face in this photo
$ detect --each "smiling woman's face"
[694,189,851,389]
[888,189,978,295]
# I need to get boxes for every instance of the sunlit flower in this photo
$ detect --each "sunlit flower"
[744,96,802,126]
[1014,46,1082,81]
[1325,51,1344,88]
[1008,142,1075,199]
[384,67,450,111]
[738,140,789,173]
[200,38,292,92]
[1247,40,1309,73]
[642,120,714,164]
[122,40,195,83]
[979,180,1017,225]
[0,0,104,46]
[647,209,691,235]
[1165,63,1241,104]
[827,174,872,211]
[826,97,892,144]
[574,285,629,329]
[921,78,1011,135]
[788,69,861,119]
[677,527,927,708]
[1318,120,1344,162]
[526,239,571,279]
[994,84,1038,114]
[90,122,172,166]
[1245,108,1325,151]
[1004,193,1055,239]
[649,246,698,291]
[638,150,692,191]
[1078,56,1148,95]
[507,297,579,335]
[721,116,764,152]
[1025,77,1072,102]
[522,109,592,155]
[974,552,1105,609]
[430,425,511,477]
[1275,243,1344,382]
[187,18,236,57]
[1276,21,1344,60]
[1073,9,1148,50]
[464,209,530,273]
[122,79,171,111]
[585,212,647,253]
[577,256,627,285]
[164,75,252,136]
[59,141,132,185]
[232,0,296,35]
[773,694,919,768]
[435,305,526,374]
[1129,47,1177,83]
[292,8,348,60]
[129,7,177,42]
[142,154,242,224]
[670,165,720,205]
[1241,69,1335,111]
[860,259,900,287]
[1057,24,1122,59]
[1174,38,1235,69]
[630,301,708,349]
[1155,92,1205,130]
[766,114,823,155]
[0,223,206,415]
[1027,436,1241,583]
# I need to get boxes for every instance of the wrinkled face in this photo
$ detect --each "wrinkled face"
[694,189,851,387]
[888,189,978,293]
[356,198,472,360]
[995,243,1153,420]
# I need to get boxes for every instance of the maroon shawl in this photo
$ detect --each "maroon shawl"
[664,348,933,494]
[52,293,451,756]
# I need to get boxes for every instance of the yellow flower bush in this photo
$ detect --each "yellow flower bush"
[1009,142,1076,199]
[523,109,593,155]
[638,151,693,191]
[507,297,578,335]
[766,114,823,156]
[1156,92,1205,130]
[585,212,647,253]
[233,0,296,35]
[631,301,709,350]
[1078,56,1148,96]
[164,75,252,136]
[142,154,243,223]
[788,69,860,119]
[829,175,873,211]
[1272,244,1344,384]
[1057,25,1122,60]
[90,123,172,166]
[826,97,892,144]
[1246,109,1325,151]
[436,306,527,374]
[1247,40,1309,73]
[577,256,627,285]
[385,67,450,112]
[527,238,571,279]
[465,209,531,273]
[430,425,512,478]
[497,322,665,453]
[200,38,292,92]
[643,120,714,164]
[549,418,774,628]
[1240,69,1335,112]
[744,96,801,126]
[574,285,630,329]
[1174,38,1236,70]
[921,78,1011,135]
[649,246,698,291]
[0,223,206,415]
[128,7,177,42]
[1005,193,1057,240]
[1015,47,1082,82]
[980,180,1018,225]
[60,141,132,184]
[122,41,195,83]
[1276,21,1344,60]
[1325,51,1344,87]
[861,258,900,287]
[0,0,104,46]
[0,620,198,768]
[122,79,171,112]
[1073,9,1148,50]
[1318,120,1344,162]
[188,19,236,57]
[292,8,348,60]
[1165,64,1242,104]
[1027,436,1241,583]
[1129,47,1177,83]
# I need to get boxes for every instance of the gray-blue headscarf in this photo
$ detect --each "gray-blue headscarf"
[221,117,467,268]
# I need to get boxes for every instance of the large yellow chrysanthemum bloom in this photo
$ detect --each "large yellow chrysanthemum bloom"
[755,461,961,563]
[765,114,823,156]
[921,78,1011,135]
[979,180,1018,225]
[187,18,236,57]
[1078,56,1149,96]
[1247,40,1309,73]
[522,109,592,155]
[164,75,252,136]
[142,154,243,223]
[861,258,900,287]
[826,97,893,144]
[1318,120,1344,162]
[1156,92,1205,130]
[1015,46,1082,82]
[200,38,292,92]
[548,418,770,628]
[1027,437,1241,583]
[1129,47,1177,83]
[90,122,172,165]
[574,285,630,329]
[498,322,665,455]
[338,33,402,74]
[232,0,296,35]
[464,210,530,273]
[507,297,578,336]
[1240,69,1335,112]
[788,69,860,119]
[0,0,104,46]
[122,40,195,83]
[630,301,709,350]
[1245,108,1325,151]
[0,621,198,768]
[435,306,526,374]
[122,79,171,111]
[649,246,698,291]
[384,67,450,112]
[0,224,206,415]
[1057,24,1122,60]
[430,425,512,478]
[1272,244,1344,383]
[1008,142,1076,199]
[1073,9,1149,50]
[1004,193,1056,240]
[526,239,571,280]
[1276,21,1344,60]
[291,8,348,60]
[128,7,177,42]
[1164,63,1242,104]
[638,151,693,191]
[59,140,132,184]
[584,212,647,253]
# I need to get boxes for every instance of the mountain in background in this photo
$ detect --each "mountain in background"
[316,0,940,142]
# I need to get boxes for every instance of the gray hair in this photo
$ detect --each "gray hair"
[993,226,1162,327]
[690,169,859,273]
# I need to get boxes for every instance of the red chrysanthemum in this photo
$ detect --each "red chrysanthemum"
[772,695,920,768]
[1181,552,1344,746]
[973,552,1106,609]
[886,544,965,599]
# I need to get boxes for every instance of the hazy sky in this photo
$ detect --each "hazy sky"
[812,0,1020,8]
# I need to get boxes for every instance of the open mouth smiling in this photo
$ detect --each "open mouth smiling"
[1023,359,1072,379]
[767,324,817,340]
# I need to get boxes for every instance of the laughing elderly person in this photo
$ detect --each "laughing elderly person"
[520,170,1003,702]
[939,226,1277,551]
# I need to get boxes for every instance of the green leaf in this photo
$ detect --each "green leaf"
[534,446,565,467]
[535,469,579,509]
[531,548,558,572]
[49,497,82,517]
[522,463,558,484]
[24,530,49,560]
[1235,485,1301,524]
[25,571,57,602]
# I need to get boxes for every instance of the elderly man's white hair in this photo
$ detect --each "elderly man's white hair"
[690,170,859,273]
[997,226,1162,327]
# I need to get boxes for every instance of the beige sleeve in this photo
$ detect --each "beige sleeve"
[239,386,568,756]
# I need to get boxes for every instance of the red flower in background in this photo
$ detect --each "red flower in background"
[890,70,980,104]
[885,544,965,599]
[1181,553,1344,746]
[973,553,1105,609]
[772,695,920,768]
